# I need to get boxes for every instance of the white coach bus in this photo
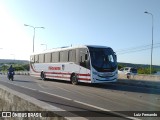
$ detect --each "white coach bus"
[30,45,118,84]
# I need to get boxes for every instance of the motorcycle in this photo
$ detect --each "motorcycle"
[8,71,14,81]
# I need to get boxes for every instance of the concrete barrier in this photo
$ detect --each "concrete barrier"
[1,71,30,75]
[15,71,30,75]
[118,74,160,81]
[0,84,87,120]
[118,74,160,89]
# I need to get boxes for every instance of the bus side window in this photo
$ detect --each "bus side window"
[80,56,83,63]
[85,53,90,69]
[35,55,39,63]
[30,55,35,63]
[52,52,59,63]
[45,53,51,63]
[60,51,68,62]
[80,50,88,68]
[69,50,76,62]
[39,54,45,63]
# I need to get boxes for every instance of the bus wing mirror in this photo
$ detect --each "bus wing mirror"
[114,52,117,60]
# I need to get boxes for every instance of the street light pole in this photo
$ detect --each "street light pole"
[24,24,45,52]
[144,11,154,74]
[33,27,35,53]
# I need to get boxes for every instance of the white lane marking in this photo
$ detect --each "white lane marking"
[51,86,72,92]
[38,82,74,93]
[73,100,141,120]
[37,80,91,96]
[1,80,141,120]
[3,81,72,101]
[39,90,72,101]
[37,83,48,89]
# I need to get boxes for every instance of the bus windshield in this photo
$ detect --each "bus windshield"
[88,47,117,72]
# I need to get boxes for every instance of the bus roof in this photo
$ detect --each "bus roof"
[31,45,111,55]
[87,45,110,48]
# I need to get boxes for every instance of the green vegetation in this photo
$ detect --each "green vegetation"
[118,63,159,75]
[0,59,29,72]
[118,64,125,70]
[0,64,29,72]
[138,67,157,74]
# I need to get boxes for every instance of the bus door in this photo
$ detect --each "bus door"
[79,49,90,81]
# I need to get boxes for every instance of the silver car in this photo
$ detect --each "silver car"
[118,67,137,75]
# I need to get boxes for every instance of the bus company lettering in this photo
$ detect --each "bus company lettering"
[48,66,61,70]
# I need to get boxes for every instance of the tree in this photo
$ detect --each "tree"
[1,64,9,71]
[118,64,125,70]
[22,64,29,71]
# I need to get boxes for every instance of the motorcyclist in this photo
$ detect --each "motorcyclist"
[8,65,15,77]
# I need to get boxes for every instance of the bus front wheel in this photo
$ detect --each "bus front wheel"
[71,74,78,85]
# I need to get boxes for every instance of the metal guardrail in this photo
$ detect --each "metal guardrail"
[0,71,30,75]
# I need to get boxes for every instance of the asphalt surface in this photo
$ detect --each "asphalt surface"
[0,75,160,120]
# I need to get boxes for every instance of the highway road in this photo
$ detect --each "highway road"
[0,75,160,120]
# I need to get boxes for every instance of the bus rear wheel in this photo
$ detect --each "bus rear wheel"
[71,74,78,85]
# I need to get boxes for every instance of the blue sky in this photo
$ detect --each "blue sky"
[0,0,160,65]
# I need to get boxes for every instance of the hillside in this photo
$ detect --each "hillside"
[118,62,160,70]
[0,59,29,64]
